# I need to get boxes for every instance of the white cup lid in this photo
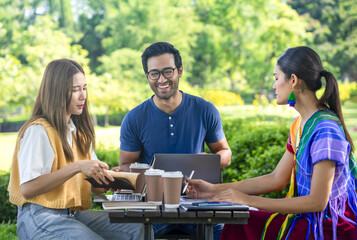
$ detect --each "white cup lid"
[144,169,164,176]
[162,171,183,178]
[129,162,150,169]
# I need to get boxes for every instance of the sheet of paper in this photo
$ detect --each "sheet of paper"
[102,201,158,210]
[180,196,258,211]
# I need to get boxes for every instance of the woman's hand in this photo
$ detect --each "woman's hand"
[91,165,120,194]
[211,188,249,205]
[77,160,114,185]
[185,178,216,199]
[109,166,121,192]
[111,166,120,172]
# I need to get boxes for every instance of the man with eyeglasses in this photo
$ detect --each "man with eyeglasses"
[119,42,232,240]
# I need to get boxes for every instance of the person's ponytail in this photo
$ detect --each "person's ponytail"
[318,70,354,153]
[318,70,340,114]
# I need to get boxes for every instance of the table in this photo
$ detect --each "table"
[108,207,249,240]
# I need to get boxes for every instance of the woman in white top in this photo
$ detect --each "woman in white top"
[8,59,146,239]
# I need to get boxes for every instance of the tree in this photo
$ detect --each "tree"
[0,15,90,124]
[80,0,199,74]
[288,0,357,81]
[192,0,308,93]
[93,48,151,126]
[79,0,201,116]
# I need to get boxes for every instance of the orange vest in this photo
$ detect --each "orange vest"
[8,118,92,210]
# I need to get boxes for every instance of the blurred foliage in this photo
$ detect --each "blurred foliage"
[339,82,357,104]
[316,81,357,104]
[0,9,90,122]
[221,118,291,198]
[203,90,244,106]
[351,84,357,102]
[192,0,308,92]
[0,171,18,223]
[0,0,356,126]
[288,0,357,82]
[253,94,270,107]
[0,221,18,240]
[95,143,119,169]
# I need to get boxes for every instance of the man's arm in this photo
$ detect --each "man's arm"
[206,137,232,169]
[119,150,141,172]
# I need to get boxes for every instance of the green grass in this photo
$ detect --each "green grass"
[0,103,356,171]
[0,133,17,171]
[342,102,357,130]
[94,126,121,149]
[218,104,297,120]
[339,102,357,151]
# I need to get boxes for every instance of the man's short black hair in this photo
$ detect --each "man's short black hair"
[141,42,182,73]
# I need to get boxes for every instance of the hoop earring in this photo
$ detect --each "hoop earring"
[287,91,296,107]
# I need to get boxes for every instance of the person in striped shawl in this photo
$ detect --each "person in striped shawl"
[186,46,357,239]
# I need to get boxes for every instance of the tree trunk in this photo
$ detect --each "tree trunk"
[105,107,110,127]
[91,113,98,126]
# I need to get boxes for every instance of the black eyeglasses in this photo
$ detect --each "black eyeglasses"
[147,68,176,80]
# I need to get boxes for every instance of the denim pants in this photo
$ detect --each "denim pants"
[153,223,223,240]
[17,203,149,240]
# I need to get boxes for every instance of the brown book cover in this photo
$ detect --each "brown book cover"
[86,171,139,190]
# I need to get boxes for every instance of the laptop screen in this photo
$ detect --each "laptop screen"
[151,154,222,186]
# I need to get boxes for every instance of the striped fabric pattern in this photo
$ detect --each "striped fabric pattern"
[296,120,350,198]
[263,109,357,240]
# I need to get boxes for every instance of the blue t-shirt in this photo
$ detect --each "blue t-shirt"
[120,91,225,164]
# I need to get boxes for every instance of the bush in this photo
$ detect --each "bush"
[221,118,291,198]
[0,222,18,239]
[0,121,26,133]
[0,171,18,223]
[95,144,119,169]
[203,90,244,106]
[96,111,128,126]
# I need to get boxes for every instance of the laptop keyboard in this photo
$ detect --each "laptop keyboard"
[112,194,141,202]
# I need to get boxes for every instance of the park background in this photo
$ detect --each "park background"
[0,0,356,238]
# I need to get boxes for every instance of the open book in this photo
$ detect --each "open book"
[86,171,139,190]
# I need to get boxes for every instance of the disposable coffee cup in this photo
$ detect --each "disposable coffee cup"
[130,163,150,193]
[163,171,183,208]
[145,169,165,205]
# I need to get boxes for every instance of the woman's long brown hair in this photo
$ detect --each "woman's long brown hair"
[18,59,95,161]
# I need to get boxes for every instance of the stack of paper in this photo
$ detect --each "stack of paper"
[102,202,158,210]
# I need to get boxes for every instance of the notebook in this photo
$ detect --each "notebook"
[151,154,222,187]
[102,201,158,210]
[180,203,249,211]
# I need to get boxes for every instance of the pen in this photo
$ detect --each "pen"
[140,184,146,201]
[182,170,195,194]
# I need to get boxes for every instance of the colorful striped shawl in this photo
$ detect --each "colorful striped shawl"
[262,110,357,240]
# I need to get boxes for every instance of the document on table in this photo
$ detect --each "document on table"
[102,202,158,210]
[179,196,258,211]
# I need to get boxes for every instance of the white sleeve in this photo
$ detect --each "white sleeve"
[18,125,55,185]
[91,146,98,160]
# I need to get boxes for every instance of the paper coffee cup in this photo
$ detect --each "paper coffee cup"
[145,169,165,205]
[130,163,150,193]
[163,171,183,208]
